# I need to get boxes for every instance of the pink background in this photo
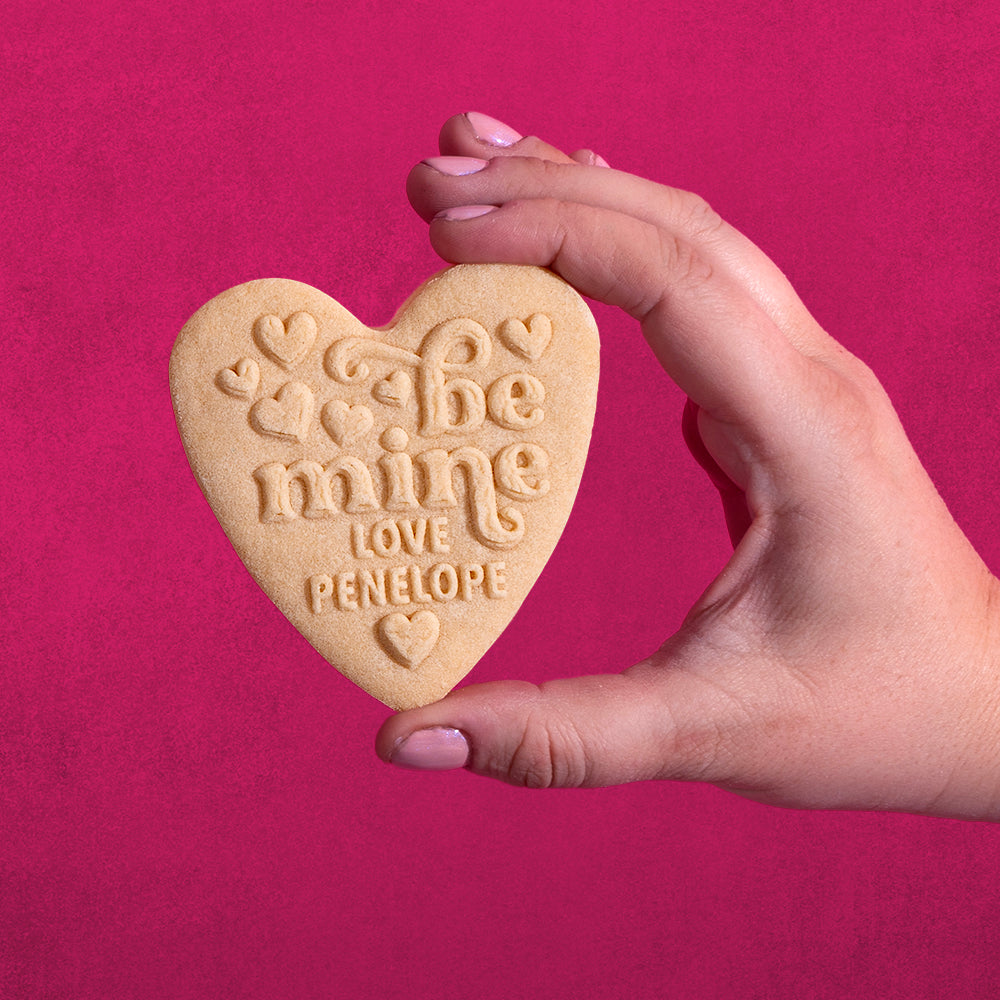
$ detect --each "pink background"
[4,2,1000,997]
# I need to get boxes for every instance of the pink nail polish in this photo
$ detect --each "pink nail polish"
[423,156,489,176]
[466,112,522,147]
[593,153,611,168]
[390,727,470,770]
[433,204,498,221]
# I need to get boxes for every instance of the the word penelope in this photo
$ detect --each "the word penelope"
[308,561,507,614]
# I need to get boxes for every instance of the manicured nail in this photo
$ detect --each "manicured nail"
[390,727,470,770]
[433,204,498,221]
[578,150,610,167]
[423,156,489,176]
[466,112,522,147]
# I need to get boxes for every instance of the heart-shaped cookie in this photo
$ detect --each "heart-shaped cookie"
[170,265,599,710]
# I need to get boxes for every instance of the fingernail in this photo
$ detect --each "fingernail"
[579,150,610,167]
[390,727,470,770]
[466,111,522,147]
[423,156,489,176]
[433,204,498,221]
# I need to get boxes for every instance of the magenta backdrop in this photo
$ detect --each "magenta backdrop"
[4,2,1000,997]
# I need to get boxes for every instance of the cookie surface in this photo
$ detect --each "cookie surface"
[170,265,600,710]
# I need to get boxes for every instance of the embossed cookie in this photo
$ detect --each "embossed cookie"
[170,265,600,710]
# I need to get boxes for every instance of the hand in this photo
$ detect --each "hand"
[375,112,1000,821]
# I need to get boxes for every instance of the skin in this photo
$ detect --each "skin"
[375,113,1000,821]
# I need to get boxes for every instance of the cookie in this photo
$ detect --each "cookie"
[170,265,600,710]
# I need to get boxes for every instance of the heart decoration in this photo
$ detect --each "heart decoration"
[170,265,599,710]
[249,382,314,442]
[216,357,260,398]
[379,611,441,668]
[372,369,412,408]
[321,400,374,446]
[499,313,552,362]
[253,311,317,368]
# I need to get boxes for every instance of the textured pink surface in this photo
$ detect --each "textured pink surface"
[3,2,1000,997]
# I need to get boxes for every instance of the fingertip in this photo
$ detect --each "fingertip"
[432,204,499,222]
[375,680,537,776]
[571,148,611,168]
[438,112,522,155]
[438,112,577,164]
[426,202,516,266]
[405,160,440,219]
[422,156,490,176]
[465,111,524,148]
[385,726,471,771]
[437,112,474,151]
[406,156,493,222]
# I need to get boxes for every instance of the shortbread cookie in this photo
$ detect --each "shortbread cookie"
[170,265,600,710]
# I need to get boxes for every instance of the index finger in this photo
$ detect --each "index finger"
[411,147,828,359]
[430,196,811,457]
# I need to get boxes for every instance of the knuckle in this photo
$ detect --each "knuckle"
[662,715,729,783]
[639,653,755,786]
[807,355,894,460]
[641,231,714,320]
[504,710,590,789]
[636,193,724,321]
[679,191,725,242]
[536,155,568,183]
[666,231,715,286]
[843,354,892,409]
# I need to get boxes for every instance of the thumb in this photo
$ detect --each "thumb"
[375,665,744,788]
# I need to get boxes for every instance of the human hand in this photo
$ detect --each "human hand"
[375,112,1000,821]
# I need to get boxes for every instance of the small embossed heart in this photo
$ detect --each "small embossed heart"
[499,313,552,362]
[321,400,373,446]
[254,311,317,367]
[250,382,313,442]
[372,369,412,407]
[216,358,260,398]
[379,611,440,668]
[171,265,599,710]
